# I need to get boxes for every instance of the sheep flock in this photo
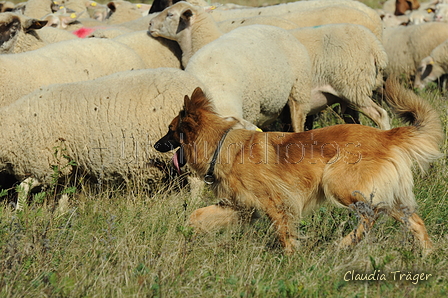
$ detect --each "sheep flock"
[0,0,446,210]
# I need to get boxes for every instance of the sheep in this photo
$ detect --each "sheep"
[150,1,383,67]
[149,2,223,67]
[86,26,133,38]
[150,4,312,131]
[414,39,448,89]
[217,15,299,32]
[112,30,182,69]
[382,0,396,14]
[434,3,448,21]
[87,1,109,21]
[289,24,390,130]
[106,1,143,24]
[0,1,14,12]
[0,37,148,108]
[206,0,382,29]
[383,22,448,78]
[0,68,205,209]
[380,12,410,27]
[408,8,434,24]
[24,0,54,19]
[186,24,312,132]
[149,2,388,129]
[0,12,78,54]
[217,4,383,41]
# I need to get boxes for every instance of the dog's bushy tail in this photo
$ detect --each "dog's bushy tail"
[384,77,444,171]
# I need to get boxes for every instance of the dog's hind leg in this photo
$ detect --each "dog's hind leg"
[338,212,377,248]
[389,210,433,254]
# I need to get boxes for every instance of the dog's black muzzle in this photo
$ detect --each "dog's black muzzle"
[154,130,180,152]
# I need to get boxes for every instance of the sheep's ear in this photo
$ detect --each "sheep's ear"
[177,8,193,33]
[23,19,48,32]
[107,1,118,12]
[420,57,434,80]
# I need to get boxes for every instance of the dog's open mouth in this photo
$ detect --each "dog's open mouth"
[172,147,186,174]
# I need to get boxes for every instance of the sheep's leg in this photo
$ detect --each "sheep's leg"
[338,102,360,124]
[389,210,433,254]
[16,177,41,211]
[358,100,390,130]
[288,98,307,132]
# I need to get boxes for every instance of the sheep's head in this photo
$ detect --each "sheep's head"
[148,1,199,40]
[414,56,444,89]
[0,12,47,54]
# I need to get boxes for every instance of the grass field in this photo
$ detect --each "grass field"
[1,1,448,297]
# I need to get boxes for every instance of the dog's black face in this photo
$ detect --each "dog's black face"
[154,115,187,173]
[154,128,181,152]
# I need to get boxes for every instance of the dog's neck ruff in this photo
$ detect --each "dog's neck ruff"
[204,129,230,185]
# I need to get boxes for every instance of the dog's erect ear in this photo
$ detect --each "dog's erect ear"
[183,94,190,112]
[191,87,214,111]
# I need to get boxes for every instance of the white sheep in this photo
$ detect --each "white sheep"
[207,0,382,31]
[149,2,223,67]
[434,3,448,21]
[383,22,448,78]
[0,68,205,208]
[414,39,448,89]
[150,3,312,131]
[112,30,183,69]
[23,0,53,19]
[380,12,410,27]
[217,15,299,32]
[0,12,78,54]
[408,8,434,24]
[0,38,147,108]
[289,24,390,130]
[106,0,143,24]
[217,4,382,40]
[0,1,14,12]
[187,24,312,132]
[149,2,388,129]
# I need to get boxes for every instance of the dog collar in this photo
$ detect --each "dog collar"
[204,129,230,184]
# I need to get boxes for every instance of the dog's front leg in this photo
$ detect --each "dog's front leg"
[188,204,259,233]
[262,199,299,254]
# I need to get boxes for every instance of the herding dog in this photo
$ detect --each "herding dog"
[154,78,443,254]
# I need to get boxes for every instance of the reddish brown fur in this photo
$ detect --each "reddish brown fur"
[158,79,443,254]
[395,0,420,15]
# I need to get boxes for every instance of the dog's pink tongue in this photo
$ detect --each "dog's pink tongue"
[172,150,181,175]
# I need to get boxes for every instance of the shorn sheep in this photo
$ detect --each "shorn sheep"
[289,24,390,130]
[0,68,204,210]
[150,5,313,132]
[383,22,448,79]
[0,12,77,54]
[414,39,448,89]
[0,38,147,108]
